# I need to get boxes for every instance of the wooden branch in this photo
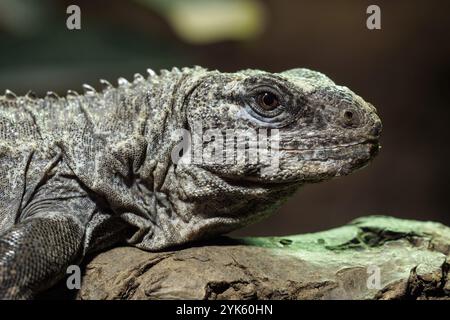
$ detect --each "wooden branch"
[77,216,450,300]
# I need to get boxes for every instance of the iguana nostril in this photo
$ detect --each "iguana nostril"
[344,110,354,120]
[342,109,358,127]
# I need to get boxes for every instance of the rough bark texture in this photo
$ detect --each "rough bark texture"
[77,216,450,300]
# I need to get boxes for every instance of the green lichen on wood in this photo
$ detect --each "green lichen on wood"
[236,216,450,254]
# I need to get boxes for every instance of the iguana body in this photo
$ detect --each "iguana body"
[0,67,381,299]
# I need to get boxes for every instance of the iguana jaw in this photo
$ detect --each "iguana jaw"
[205,139,380,186]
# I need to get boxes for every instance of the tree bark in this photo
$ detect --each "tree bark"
[77,216,450,300]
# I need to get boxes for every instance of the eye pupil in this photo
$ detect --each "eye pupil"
[258,92,280,110]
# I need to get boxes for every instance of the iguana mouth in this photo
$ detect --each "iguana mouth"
[217,139,380,186]
[279,138,379,153]
[203,138,380,187]
[221,175,300,188]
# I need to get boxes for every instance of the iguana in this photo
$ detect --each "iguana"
[0,67,381,299]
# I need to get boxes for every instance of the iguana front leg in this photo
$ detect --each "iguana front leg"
[0,213,84,299]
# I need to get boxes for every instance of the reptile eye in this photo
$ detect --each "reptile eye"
[256,92,280,111]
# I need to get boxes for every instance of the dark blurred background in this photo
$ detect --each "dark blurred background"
[0,0,449,236]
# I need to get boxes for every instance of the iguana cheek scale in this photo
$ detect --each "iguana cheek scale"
[0,66,381,299]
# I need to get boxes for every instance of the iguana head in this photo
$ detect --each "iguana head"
[145,67,382,249]
[182,68,381,184]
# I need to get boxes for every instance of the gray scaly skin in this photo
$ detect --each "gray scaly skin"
[0,67,382,299]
